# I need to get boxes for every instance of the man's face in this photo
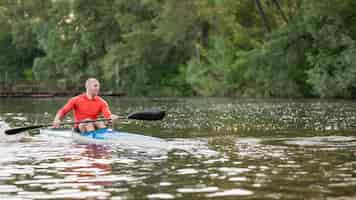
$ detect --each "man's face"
[87,80,100,96]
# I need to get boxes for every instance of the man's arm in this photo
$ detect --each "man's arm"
[52,113,62,128]
[52,98,75,128]
[101,100,118,121]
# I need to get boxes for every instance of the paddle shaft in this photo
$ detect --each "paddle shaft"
[4,118,118,135]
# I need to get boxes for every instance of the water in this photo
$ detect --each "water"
[0,97,356,199]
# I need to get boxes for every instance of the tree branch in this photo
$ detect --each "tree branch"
[271,0,289,23]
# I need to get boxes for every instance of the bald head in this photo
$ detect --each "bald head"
[85,78,99,88]
[85,78,100,97]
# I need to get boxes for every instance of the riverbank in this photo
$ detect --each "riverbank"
[0,91,125,98]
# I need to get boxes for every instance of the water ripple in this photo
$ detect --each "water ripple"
[1,98,356,199]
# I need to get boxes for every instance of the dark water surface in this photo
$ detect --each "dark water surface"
[0,97,356,200]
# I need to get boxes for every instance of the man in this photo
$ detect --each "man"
[52,78,118,132]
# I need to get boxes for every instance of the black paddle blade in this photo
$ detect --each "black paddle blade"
[128,110,166,121]
[5,125,45,135]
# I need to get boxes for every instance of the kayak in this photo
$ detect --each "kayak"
[38,128,221,157]
[40,128,170,151]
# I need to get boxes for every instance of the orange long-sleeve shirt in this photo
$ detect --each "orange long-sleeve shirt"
[57,94,112,127]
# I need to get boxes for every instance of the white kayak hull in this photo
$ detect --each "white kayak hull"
[40,128,170,151]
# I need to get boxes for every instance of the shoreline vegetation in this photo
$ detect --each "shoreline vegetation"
[1,1,356,98]
[0,91,124,98]
[0,80,125,97]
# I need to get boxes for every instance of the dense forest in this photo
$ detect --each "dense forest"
[0,0,356,97]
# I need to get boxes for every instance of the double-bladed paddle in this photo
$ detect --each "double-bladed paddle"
[5,110,165,135]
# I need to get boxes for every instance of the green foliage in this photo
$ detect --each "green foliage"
[186,37,235,96]
[244,23,311,97]
[0,0,45,84]
[303,0,356,97]
[243,0,356,98]
[1,0,356,98]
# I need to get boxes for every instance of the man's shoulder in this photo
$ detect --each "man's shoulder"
[96,96,106,101]
[70,94,85,101]
[96,96,108,104]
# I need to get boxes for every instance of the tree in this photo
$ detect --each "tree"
[0,0,47,88]
[304,0,356,97]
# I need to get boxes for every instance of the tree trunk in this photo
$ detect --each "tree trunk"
[255,0,271,33]
[115,63,119,91]
[201,21,210,48]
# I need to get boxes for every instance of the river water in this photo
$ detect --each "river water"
[0,97,355,200]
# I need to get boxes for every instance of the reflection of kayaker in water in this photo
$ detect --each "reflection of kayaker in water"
[52,78,118,133]
[63,144,113,187]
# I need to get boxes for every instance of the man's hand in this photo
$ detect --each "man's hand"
[110,114,119,122]
[52,118,61,128]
